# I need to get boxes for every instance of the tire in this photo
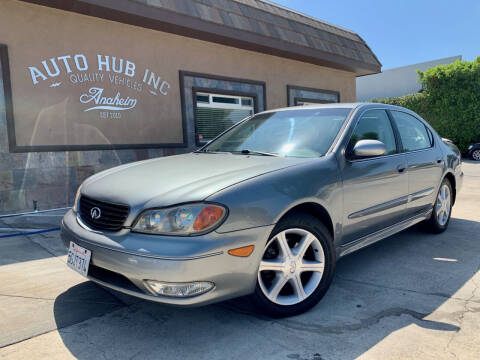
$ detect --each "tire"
[472,149,480,161]
[421,178,453,234]
[251,212,335,317]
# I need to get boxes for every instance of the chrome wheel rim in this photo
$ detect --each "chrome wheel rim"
[473,150,480,161]
[436,184,451,226]
[258,228,325,306]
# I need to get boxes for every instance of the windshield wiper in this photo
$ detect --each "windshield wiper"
[238,149,283,157]
[194,149,230,154]
[196,149,283,157]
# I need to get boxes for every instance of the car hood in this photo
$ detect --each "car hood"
[81,152,311,210]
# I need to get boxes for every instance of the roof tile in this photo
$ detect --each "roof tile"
[135,0,381,73]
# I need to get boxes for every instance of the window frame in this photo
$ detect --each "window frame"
[287,85,340,107]
[196,92,255,111]
[387,109,435,153]
[345,108,402,161]
[192,87,258,146]
[426,127,435,147]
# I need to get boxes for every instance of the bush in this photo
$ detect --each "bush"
[373,57,480,153]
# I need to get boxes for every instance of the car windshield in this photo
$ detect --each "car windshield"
[202,108,351,158]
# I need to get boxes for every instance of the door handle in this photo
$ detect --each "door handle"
[397,165,406,173]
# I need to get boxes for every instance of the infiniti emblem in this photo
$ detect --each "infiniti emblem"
[90,207,101,220]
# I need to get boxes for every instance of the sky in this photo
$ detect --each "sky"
[272,0,479,70]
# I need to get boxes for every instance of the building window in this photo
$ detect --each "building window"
[180,71,266,148]
[287,85,340,107]
[195,92,255,144]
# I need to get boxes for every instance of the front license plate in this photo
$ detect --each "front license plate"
[67,242,91,277]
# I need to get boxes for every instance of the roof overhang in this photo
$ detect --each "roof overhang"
[19,0,381,76]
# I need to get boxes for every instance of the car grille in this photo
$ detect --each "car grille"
[79,196,130,231]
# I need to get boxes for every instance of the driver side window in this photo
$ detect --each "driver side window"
[347,109,397,157]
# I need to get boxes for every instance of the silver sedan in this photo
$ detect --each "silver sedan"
[62,103,463,317]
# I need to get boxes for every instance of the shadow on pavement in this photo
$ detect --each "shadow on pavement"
[53,216,480,360]
[0,236,57,266]
[53,282,124,329]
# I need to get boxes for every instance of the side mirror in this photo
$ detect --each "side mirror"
[353,139,386,158]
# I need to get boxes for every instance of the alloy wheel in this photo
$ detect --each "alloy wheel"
[473,150,480,161]
[258,228,325,306]
[436,184,451,226]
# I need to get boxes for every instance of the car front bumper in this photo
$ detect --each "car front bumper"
[61,210,274,306]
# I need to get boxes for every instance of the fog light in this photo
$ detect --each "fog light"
[145,280,214,298]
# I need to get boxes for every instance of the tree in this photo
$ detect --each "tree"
[373,57,480,152]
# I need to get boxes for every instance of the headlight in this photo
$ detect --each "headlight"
[468,145,473,150]
[73,186,82,213]
[132,203,227,236]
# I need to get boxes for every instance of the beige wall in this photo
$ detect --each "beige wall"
[0,0,356,148]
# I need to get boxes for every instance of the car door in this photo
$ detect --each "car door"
[339,109,409,245]
[389,110,444,217]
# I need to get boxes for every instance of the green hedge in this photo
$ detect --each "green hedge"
[373,57,480,153]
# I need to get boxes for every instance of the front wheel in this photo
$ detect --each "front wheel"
[422,179,453,233]
[251,213,335,317]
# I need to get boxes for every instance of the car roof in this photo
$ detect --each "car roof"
[261,103,359,114]
[258,102,414,115]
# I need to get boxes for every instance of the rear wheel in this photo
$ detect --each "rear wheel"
[472,149,480,161]
[252,213,335,317]
[422,178,452,233]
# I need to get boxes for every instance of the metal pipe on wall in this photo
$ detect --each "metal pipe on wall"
[0,207,71,219]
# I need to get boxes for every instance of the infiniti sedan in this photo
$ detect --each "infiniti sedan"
[62,103,463,317]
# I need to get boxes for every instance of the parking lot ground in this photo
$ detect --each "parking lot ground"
[0,161,479,360]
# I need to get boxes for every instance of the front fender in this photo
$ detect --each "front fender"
[208,155,343,241]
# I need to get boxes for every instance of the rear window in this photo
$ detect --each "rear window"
[390,111,432,152]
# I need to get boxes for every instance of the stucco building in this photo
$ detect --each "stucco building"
[0,0,381,214]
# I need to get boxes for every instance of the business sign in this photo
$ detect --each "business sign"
[3,49,183,151]
[28,54,170,115]
[3,37,186,153]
